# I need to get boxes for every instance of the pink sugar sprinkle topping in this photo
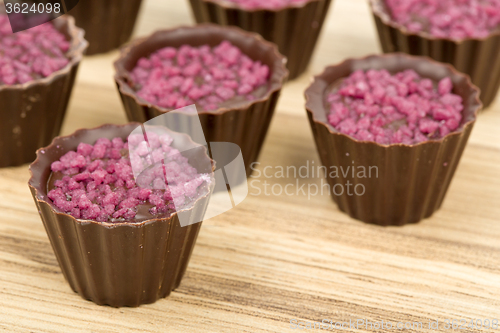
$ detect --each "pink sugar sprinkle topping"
[385,0,500,39]
[327,69,463,145]
[217,0,310,10]
[130,41,270,111]
[48,134,210,222]
[0,14,70,86]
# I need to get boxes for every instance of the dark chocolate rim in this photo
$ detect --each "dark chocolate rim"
[28,123,215,228]
[0,15,88,91]
[369,0,500,43]
[195,0,323,12]
[114,24,288,115]
[305,53,483,148]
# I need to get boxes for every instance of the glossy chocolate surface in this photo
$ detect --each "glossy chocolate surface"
[0,15,87,167]
[305,54,482,226]
[370,0,500,109]
[114,24,288,177]
[28,123,214,307]
[189,0,332,79]
[68,0,143,55]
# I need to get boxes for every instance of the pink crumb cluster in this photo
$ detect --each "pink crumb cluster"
[0,14,70,85]
[47,133,210,222]
[130,41,269,111]
[218,0,310,10]
[327,69,463,145]
[385,0,500,39]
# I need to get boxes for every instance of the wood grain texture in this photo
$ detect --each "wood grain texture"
[0,0,499,332]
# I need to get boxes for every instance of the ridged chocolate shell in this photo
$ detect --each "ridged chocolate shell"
[305,54,482,226]
[0,15,87,168]
[370,0,500,109]
[28,123,214,307]
[0,16,88,167]
[188,0,332,80]
[114,24,288,177]
[68,0,143,55]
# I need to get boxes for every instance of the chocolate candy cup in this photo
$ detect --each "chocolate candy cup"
[305,54,482,226]
[0,15,87,168]
[28,123,214,307]
[370,0,500,109]
[114,24,288,178]
[188,0,331,80]
[68,0,143,55]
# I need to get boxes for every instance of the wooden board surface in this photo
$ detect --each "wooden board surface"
[1,0,500,332]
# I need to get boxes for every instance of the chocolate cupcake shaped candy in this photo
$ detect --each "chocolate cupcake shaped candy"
[370,0,500,108]
[28,123,215,307]
[114,24,288,177]
[68,0,144,55]
[305,54,482,226]
[188,0,332,79]
[0,14,87,167]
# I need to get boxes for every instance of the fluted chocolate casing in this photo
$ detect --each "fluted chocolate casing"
[370,0,500,109]
[188,0,332,80]
[68,0,143,55]
[118,90,280,178]
[114,25,288,178]
[0,15,87,168]
[28,123,214,307]
[305,54,482,226]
